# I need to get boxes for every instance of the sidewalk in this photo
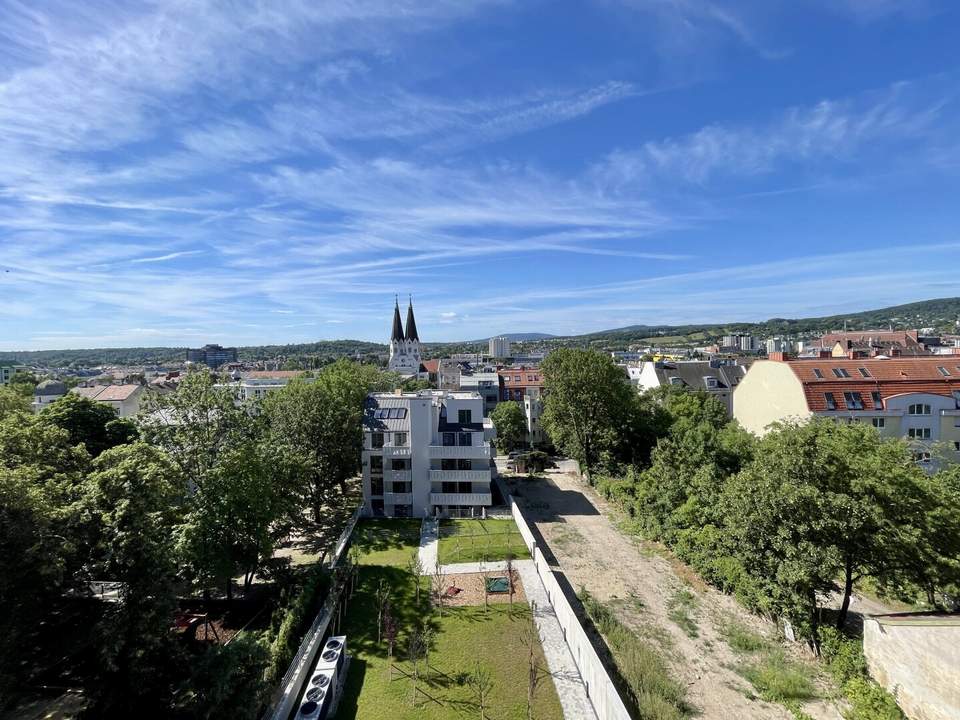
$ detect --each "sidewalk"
[516,560,598,720]
[418,518,438,575]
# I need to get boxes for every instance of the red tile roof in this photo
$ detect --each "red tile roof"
[819,330,920,348]
[241,370,304,379]
[421,359,440,373]
[781,357,960,412]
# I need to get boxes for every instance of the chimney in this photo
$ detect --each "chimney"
[769,351,789,362]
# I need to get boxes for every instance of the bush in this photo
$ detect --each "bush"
[818,627,903,720]
[740,650,815,703]
[265,565,331,683]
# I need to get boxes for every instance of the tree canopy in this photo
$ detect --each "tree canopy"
[490,401,526,453]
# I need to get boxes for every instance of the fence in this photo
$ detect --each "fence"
[262,504,362,720]
[509,495,632,720]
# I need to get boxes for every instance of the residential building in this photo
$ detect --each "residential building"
[635,360,747,416]
[522,388,549,447]
[361,390,493,519]
[765,338,793,354]
[0,364,27,385]
[489,336,511,358]
[611,351,644,362]
[32,379,67,412]
[387,298,423,376]
[498,366,543,403]
[70,384,144,417]
[186,343,238,368]
[818,329,933,358]
[734,354,960,466]
[458,371,500,416]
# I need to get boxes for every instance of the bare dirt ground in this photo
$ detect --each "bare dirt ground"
[503,466,846,720]
[437,570,526,607]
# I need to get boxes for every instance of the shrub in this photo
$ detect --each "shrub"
[818,627,903,720]
[740,650,815,703]
[719,622,769,654]
[265,565,331,683]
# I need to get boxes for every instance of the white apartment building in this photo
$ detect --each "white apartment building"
[458,371,500,416]
[489,336,511,358]
[635,359,747,416]
[1,364,27,385]
[361,390,493,519]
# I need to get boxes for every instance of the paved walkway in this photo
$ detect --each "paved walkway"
[516,560,598,720]
[418,518,438,575]
[438,560,511,575]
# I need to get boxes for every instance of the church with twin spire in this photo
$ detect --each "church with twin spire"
[387,297,423,376]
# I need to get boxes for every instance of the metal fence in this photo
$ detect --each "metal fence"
[509,496,632,720]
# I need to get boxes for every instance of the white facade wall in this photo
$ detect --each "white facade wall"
[362,391,493,518]
[489,336,511,358]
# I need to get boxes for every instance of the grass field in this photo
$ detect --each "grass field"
[336,519,562,720]
[437,518,531,564]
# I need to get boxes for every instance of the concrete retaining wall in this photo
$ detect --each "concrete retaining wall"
[864,614,960,720]
[509,496,632,720]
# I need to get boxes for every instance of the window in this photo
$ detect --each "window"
[843,392,864,410]
[442,481,457,492]
[371,477,383,495]
[457,482,472,493]
[391,459,406,471]
[832,368,850,378]
[668,376,684,386]
[938,366,950,376]
[953,390,960,409]
[908,403,931,416]
[394,432,407,446]
[441,459,457,470]
[370,455,383,472]
[813,368,823,379]
[393,504,412,518]
[371,499,384,517]
[912,451,932,464]
[907,427,931,440]
[824,392,837,411]
[954,441,960,452]
[371,432,384,448]
[872,418,885,429]
[527,375,534,381]
[514,375,520,382]
[458,408,472,424]
[442,432,456,446]
[858,367,871,378]
[458,432,472,446]
[872,391,883,410]
[457,459,473,470]
[391,481,412,493]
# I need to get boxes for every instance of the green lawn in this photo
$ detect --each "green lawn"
[336,520,562,720]
[352,518,423,567]
[437,518,531,564]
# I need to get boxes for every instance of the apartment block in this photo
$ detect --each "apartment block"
[361,390,493,518]
[734,354,960,466]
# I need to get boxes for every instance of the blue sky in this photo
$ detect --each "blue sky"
[2,0,960,350]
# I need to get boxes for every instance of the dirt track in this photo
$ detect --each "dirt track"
[503,466,844,720]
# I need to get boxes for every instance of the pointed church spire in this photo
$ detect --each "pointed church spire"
[404,296,420,341]
[391,296,404,342]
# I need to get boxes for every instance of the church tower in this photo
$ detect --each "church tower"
[388,296,423,375]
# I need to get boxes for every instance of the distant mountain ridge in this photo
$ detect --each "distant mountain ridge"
[3,297,958,367]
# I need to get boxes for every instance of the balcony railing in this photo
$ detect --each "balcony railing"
[388,470,412,483]
[428,470,490,483]
[428,443,491,459]
[384,492,413,505]
[430,492,492,506]
[381,445,412,457]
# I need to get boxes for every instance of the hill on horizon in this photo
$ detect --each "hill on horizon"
[2,297,958,367]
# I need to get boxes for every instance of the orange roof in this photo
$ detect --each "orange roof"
[421,359,440,373]
[72,384,141,402]
[780,357,960,412]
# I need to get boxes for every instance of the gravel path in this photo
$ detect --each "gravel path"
[507,469,844,720]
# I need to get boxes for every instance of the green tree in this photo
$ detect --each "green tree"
[540,348,651,478]
[0,385,30,419]
[263,360,380,522]
[42,392,137,457]
[84,442,185,717]
[490,401,526,453]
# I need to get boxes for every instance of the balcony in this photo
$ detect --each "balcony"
[428,470,490,483]
[389,470,412,483]
[382,445,412,457]
[429,443,491,459]
[430,492,492,506]
[384,492,413,506]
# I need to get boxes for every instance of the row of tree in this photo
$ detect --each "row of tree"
[536,349,960,645]
[0,360,387,718]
